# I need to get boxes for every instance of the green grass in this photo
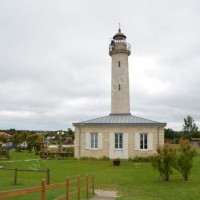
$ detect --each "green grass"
[1,151,200,199]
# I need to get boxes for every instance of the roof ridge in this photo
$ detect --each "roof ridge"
[73,114,166,126]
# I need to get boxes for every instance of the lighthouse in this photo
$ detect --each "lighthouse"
[73,27,166,159]
[109,28,131,114]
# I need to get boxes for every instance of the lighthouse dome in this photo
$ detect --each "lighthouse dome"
[113,28,126,40]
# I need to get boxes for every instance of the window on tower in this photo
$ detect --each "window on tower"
[118,61,120,67]
[119,84,121,90]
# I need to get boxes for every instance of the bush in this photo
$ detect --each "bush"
[80,156,110,161]
[150,140,197,182]
[129,156,150,162]
[80,156,98,160]
[100,156,110,161]
[150,144,177,181]
[175,139,197,181]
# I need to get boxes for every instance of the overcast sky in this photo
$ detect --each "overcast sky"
[0,0,200,131]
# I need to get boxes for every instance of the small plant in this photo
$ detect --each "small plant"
[129,156,150,162]
[80,156,98,160]
[100,156,110,161]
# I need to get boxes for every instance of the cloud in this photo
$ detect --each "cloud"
[0,0,200,130]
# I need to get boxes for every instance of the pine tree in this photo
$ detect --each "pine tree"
[183,115,198,132]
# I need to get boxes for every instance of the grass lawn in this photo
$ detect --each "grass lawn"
[0,151,200,199]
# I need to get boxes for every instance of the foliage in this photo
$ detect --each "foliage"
[129,156,150,162]
[0,135,8,143]
[183,115,198,133]
[164,129,184,143]
[150,144,177,181]
[101,156,110,161]
[79,156,110,161]
[10,133,23,151]
[66,128,75,140]
[27,134,43,153]
[165,128,200,143]
[175,139,197,181]
[182,131,200,140]
[40,146,74,159]
[65,137,73,144]
[80,156,98,160]
[164,128,175,140]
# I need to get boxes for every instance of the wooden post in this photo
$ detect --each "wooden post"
[86,175,89,199]
[14,168,17,185]
[66,177,69,200]
[46,169,50,185]
[77,175,80,200]
[41,179,46,200]
[92,176,94,194]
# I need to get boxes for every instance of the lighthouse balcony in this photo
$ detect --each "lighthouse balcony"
[109,41,131,56]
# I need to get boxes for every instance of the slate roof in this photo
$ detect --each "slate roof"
[73,114,166,126]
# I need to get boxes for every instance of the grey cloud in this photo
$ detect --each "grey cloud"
[0,0,200,130]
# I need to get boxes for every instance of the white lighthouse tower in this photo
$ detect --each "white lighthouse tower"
[109,28,131,114]
[73,27,166,159]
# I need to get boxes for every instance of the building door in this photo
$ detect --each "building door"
[109,133,128,159]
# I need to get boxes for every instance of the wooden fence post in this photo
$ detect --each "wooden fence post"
[46,169,50,185]
[66,177,69,200]
[14,168,17,185]
[86,175,89,199]
[77,175,80,200]
[41,179,46,200]
[92,176,94,194]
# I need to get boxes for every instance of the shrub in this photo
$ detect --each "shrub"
[129,156,150,162]
[150,144,177,181]
[80,156,98,160]
[175,139,197,181]
[100,156,110,161]
[80,156,110,161]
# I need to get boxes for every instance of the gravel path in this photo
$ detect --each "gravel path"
[90,190,117,200]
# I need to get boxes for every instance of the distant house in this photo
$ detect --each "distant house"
[0,132,12,148]
[0,132,11,139]
[73,29,166,159]
[191,138,200,148]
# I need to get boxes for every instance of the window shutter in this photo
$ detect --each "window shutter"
[109,133,114,159]
[85,133,90,149]
[123,133,128,159]
[135,133,140,150]
[98,133,103,149]
[148,133,153,150]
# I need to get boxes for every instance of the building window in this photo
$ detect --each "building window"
[119,84,121,90]
[118,61,120,67]
[91,133,98,148]
[115,133,123,149]
[140,133,148,149]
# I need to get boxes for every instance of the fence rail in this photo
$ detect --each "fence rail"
[0,167,50,185]
[0,176,94,200]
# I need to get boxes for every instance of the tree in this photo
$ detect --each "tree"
[175,139,197,181]
[164,128,175,141]
[183,115,198,132]
[150,144,177,181]
[27,134,43,153]
[10,133,23,151]
[67,128,75,140]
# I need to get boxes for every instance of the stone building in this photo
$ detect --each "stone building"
[73,28,166,159]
